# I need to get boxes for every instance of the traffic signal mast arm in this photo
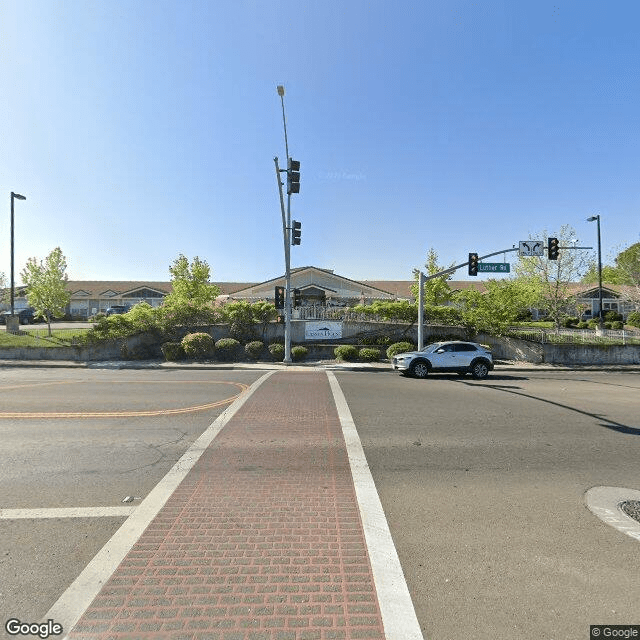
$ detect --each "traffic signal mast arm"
[419,247,520,282]
[418,242,594,282]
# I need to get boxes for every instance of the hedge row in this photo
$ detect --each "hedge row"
[162,335,419,363]
[162,336,282,362]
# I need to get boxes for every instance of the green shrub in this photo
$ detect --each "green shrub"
[386,342,415,359]
[127,302,161,335]
[215,338,241,361]
[563,317,579,328]
[627,312,640,328]
[587,319,599,329]
[604,310,623,322]
[85,313,135,342]
[577,321,588,329]
[358,347,381,362]
[515,309,533,321]
[291,346,308,361]
[158,301,221,339]
[182,332,215,359]
[268,343,285,361]
[334,345,358,361]
[245,341,265,360]
[161,341,185,361]
[612,321,624,330]
[604,322,613,330]
[425,306,462,325]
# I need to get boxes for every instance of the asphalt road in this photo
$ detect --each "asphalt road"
[0,368,265,637]
[0,366,639,639]
[336,368,640,639]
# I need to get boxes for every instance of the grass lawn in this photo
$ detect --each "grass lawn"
[0,328,90,347]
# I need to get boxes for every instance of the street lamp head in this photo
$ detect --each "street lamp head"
[277,85,285,97]
[586,215,598,222]
[11,192,26,200]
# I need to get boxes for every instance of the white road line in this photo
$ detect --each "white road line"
[45,370,276,637]
[326,371,424,640]
[0,507,136,519]
[584,486,640,542]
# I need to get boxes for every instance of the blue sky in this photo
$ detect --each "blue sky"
[1,0,638,285]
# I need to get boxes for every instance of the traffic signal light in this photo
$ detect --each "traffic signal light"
[293,288,302,307]
[468,253,478,277]
[292,220,301,245]
[287,158,300,194]
[548,237,559,260]
[275,286,285,309]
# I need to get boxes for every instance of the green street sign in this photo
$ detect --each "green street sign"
[478,262,510,273]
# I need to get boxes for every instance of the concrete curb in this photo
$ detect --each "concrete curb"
[1,358,640,373]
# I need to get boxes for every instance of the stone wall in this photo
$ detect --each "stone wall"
[1,322,639,365]
[0,333,157,362]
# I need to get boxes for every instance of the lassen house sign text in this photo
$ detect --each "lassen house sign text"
[305,321,343,340]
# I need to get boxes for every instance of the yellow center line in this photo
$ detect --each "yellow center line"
[0,381,78,391]
[0,381,249,419]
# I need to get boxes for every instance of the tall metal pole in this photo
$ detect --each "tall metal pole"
[587,215,604,330]
[10,193,15,315]
[10,192,26,315]
[277,86,292,363]
[274,157,292,362]
[417,271,424,350]
[596,215,604,329]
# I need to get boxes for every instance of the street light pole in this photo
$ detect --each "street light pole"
[10,192,26,316]
[587,214,604,329]
[276,85,292,363]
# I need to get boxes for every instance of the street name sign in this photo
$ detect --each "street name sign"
[478,263,510,273]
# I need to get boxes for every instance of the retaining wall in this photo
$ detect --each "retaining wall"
[0,333,156,362]
[1,323,639,365]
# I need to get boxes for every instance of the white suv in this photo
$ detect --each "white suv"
[391,341,493,379]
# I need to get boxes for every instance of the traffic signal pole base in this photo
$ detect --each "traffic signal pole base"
[5,315,20,334]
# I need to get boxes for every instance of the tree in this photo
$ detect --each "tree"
[581,263,624,285]
[513,225,590,329]
[410,248,454,307]
[614,242,640,305]
[581,242,640,306]
[250,301,278,340]
[153,255,222,337]
[454,279,535,336]
[165,254,220,306]
[20,247,71,336]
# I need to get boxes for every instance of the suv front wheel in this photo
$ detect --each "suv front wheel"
[410,360,430,379]
[471,360,490,380]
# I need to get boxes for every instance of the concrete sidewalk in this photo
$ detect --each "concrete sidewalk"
[51,370,414,640]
